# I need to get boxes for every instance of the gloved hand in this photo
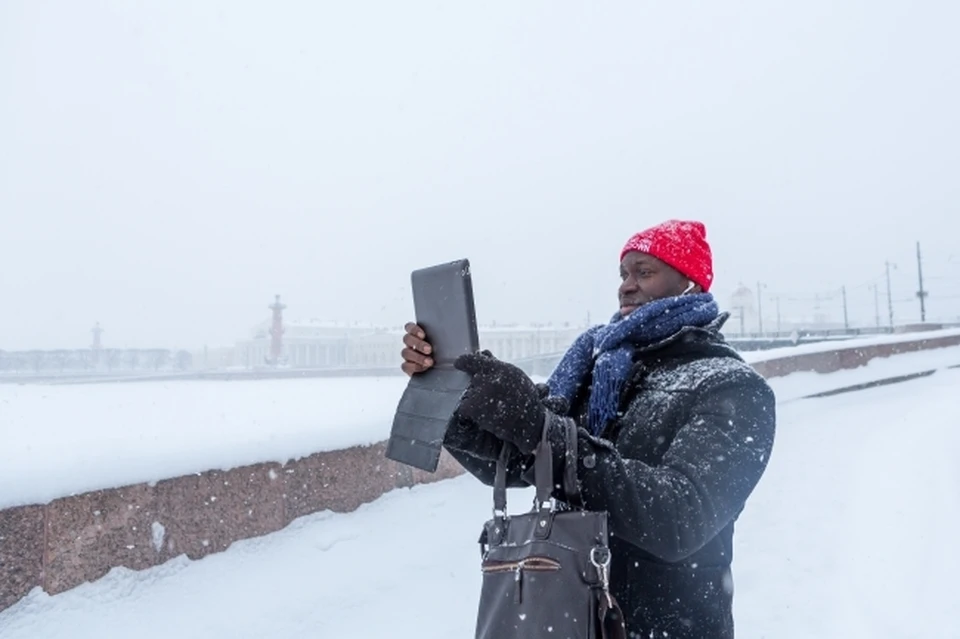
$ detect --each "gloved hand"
[536,383,570,416]
[454,351,545,455]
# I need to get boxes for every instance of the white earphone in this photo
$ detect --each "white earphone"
[681,280,695,295]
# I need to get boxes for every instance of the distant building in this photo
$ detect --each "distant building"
[190,346,240,371]
[233,319,588,370]
[0,347,192,375]
[235,319,389,369]
[479,324,584,361]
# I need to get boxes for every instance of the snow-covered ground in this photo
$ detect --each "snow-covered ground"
[2,366,958,638]
[2,339,960,509]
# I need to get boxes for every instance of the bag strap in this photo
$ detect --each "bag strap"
[533,414,553,509]
[562,418,583,509]
[492,413,554,514]
[598,591,628,639]
[493,442,510,515]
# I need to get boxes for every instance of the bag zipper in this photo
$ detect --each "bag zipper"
[482,557,561,604]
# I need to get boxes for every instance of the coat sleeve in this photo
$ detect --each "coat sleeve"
[562,369,776,563]
[442,414,534,489]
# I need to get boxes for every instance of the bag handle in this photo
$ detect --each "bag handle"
[493,444,509,515]
[562,417,583,509]
[493,413,554,515]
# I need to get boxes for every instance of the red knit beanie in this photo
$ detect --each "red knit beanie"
[619,220,714,292]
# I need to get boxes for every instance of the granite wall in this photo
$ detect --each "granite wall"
[749,332,960,378]
[1,444,462,611]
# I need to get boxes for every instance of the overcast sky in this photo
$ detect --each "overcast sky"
[2,1,959,350]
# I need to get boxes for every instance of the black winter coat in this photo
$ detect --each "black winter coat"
[443,317,777,638]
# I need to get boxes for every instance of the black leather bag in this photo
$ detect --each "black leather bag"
[474,417,627,639]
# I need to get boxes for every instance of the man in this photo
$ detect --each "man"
[401,220,776,638]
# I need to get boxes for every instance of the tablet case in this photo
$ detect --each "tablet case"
[385,259,480,472]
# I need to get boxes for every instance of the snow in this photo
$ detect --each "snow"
[150,522,166,554]
[738,326,960,363]
[2,366,958,638]
[0,377,409,509]
[732,366,960,637]
[2,337,959,510]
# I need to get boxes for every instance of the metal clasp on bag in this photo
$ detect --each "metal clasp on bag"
[590,546,614,609]
[532,495,556,513]
[486,508,508,549]
[531,495,558,539]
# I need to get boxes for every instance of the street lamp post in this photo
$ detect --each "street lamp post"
[885,261,897,329]
[775,296,781,334]
[756,282,766,335]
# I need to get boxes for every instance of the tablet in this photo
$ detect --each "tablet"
[385,259,480,472]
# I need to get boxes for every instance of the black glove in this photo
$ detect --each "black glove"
[536,383,570,416]
[454,351,544,455]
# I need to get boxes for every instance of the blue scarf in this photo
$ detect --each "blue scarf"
[545,293,720,436]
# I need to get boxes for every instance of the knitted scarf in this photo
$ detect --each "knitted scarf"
[545,293,720,436]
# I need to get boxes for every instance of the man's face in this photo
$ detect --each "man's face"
[618,251,695,317]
